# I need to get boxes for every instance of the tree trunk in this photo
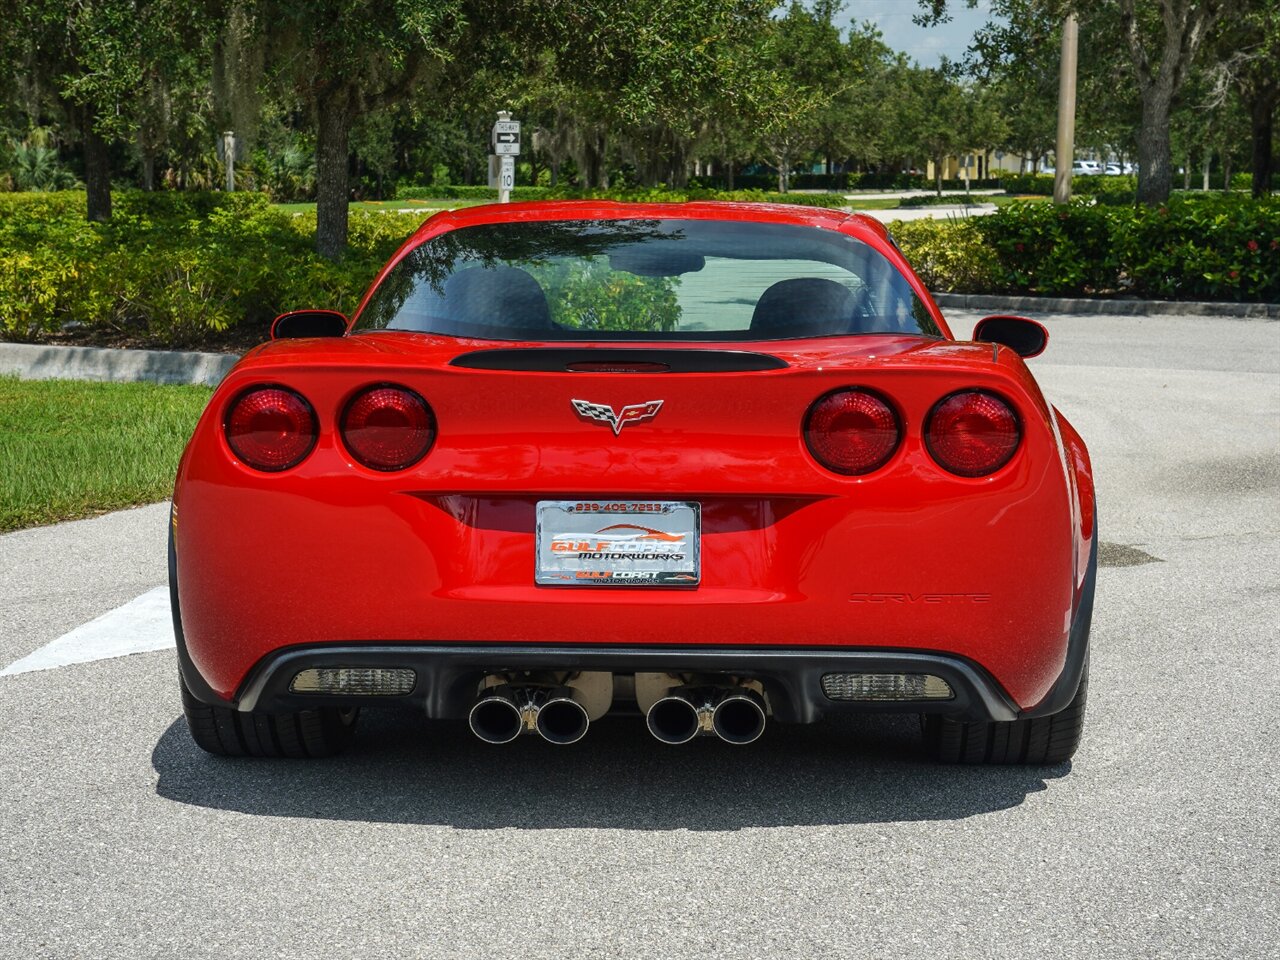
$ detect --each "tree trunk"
[1249,93,1276,198]
[140,145,156,192]
[83,116,112,222]
[1135,87,1174,204]
[934,156,943,196]
[726,160,735,190]
[1203,146,1211,191]
[1223,149,1232,191]
[314,85,352,261]
[1183,153,1191,190]
[550,160,559,188]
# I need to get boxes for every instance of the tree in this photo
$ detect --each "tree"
[1117,0,1230,202]
[920,0,1236,203]
[1207,0,1279,196]
[902,66,967,194]
[6,0,210,220]
[533,0,774,189]
[252,0,464,259]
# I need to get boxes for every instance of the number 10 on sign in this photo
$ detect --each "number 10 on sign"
[499,155,515,203]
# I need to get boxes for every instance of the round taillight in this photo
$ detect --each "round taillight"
[340,384,435,471]
[804,388,901,475]
[224,386,317,472]
[925,390,1021,477]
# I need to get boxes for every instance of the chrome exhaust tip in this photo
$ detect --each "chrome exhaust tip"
[536,695,590,745]
[468,693,524,744]
[646,695,702,745]
[712,692,767,745]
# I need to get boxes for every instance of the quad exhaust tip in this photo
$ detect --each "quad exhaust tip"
[646,696,702,745]
[468,685,590,745]
[712,693,767,745]
[536,695,590,745]
[472,681,765,746]
[645,686,767,745]
[468,693,524,745]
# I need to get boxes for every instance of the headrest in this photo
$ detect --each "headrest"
[749,278,856,338]
[437,265,553,334]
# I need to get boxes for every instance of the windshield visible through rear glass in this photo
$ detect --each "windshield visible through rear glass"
[354,218,940,341]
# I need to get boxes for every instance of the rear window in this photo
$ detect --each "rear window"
[354,218,940,341]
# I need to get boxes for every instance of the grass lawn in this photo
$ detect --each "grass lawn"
[271,198,490,214]
[0,376,212,533]
[841,197,902,210]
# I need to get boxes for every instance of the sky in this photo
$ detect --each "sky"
[841,0,998,65]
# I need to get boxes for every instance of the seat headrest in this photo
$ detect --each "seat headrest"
[749,277,856,338]
[437,265,553,334]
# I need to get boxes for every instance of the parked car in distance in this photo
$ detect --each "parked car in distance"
[170,200,1095,766]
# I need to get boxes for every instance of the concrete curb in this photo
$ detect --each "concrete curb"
[0,341,239,386]
[932,292,1279,319]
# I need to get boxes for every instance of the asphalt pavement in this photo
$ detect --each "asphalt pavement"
[1,311,1278,959]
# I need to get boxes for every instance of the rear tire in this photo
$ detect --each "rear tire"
[922,662,1088,765]
[179,673,359,758]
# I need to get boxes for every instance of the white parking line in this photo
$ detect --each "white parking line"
[0,586,174,677]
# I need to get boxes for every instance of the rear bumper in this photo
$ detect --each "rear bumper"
[229,642,1020,723]
[170,514,1096,725]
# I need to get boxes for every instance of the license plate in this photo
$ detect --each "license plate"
[535,500,700,586]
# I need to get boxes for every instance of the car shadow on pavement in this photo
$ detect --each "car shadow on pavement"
[152,707,1070,829]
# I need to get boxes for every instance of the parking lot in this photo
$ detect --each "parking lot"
[2,310,1277,959]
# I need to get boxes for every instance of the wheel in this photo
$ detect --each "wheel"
[922,662,1088,765]
[179,672,359,758]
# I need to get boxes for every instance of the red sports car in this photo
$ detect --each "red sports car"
[171,201,1094,764]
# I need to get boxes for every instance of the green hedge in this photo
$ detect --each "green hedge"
[0,191,427,344]
[393,184,851,208]
[3,190,1275,347]
[999,174,1139,198]
[899,193,993,208]
[891,194,1279,301]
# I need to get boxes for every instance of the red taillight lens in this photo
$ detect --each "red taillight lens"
[925,390,1021,477]
[804,389,901,475]
[224,386,317,472]
[340,384,435,471]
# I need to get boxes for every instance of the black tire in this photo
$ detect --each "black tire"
[179,673,359,758]
[922,662,1088,765]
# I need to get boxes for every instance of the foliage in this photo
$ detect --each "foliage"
[393,184,852,207]
[976,199,1121,293]
[1112,194,1280,299]
[1000,174,1139,198]
[3,191,1275,350]
[899,193,993,207]
[8,141,78,191]
[0,192,425,344]
[537,260,680,332]
[892,193,1279,301]
[888,218,1002,292]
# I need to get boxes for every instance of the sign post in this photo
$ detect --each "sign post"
[490,111,521,203]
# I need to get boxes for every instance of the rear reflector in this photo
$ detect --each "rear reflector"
[290,667,416,696]
[821,673,954,701]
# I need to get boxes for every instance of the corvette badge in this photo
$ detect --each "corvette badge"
[571,399,664,435]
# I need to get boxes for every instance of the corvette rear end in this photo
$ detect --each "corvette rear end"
[171,202,1095,764]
